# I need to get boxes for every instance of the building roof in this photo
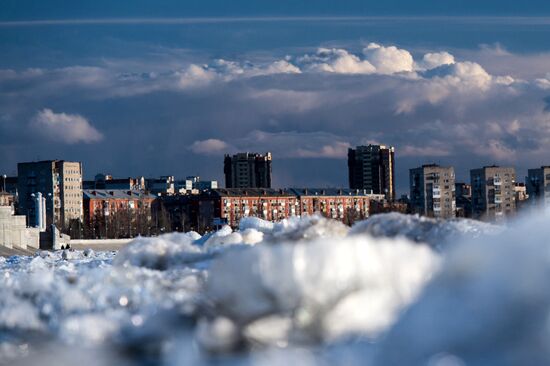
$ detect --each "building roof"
[201,188,385,198]
[83,189,156,200]
[289,188,386,197]
[203,188,293,198]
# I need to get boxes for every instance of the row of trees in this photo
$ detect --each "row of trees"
[62,203,173,239]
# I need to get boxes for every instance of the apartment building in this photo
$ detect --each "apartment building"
[348,144,395,201]
[17,160,83,229]
[471,166,516,221]
[526,166,550,207]
[409,164,456,219]
[224,152,272,188]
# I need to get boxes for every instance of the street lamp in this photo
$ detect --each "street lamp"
[2,174,6,192]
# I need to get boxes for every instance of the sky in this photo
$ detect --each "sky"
[2,3,550,193]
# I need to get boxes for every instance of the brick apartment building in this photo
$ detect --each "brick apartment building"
[83,189,157,238]
[192,188,385,231]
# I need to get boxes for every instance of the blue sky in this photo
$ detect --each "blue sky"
[1,6,550,192]
[3,0,550,19]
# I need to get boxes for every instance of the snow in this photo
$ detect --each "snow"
[0,211,544,365]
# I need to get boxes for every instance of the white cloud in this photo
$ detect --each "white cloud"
[190,138,233,155]
[416,51,456,70]
[194,131,352,159]
[177,64,218,88]
[264,60,301,75]
[363,43,414,74]
[299,48,376,74]
[31,109,103,144]
[400,145,451,157]
[294,141,351,158]
[446,61,493,89]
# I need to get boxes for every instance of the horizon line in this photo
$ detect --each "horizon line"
[2,15,550,27]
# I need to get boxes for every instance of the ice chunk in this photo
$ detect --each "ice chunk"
[114,231,204,270]
[239,217,275,233]
[350,212,499,249]
[374,211,550,365]
[201,233,439,351]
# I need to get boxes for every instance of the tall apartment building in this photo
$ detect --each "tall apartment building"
[224,152,272,189]
[17,160,83,229]
[409,164,456,219]
[526,166,550,207]
[470,166,516,221]
[348,145,395,201]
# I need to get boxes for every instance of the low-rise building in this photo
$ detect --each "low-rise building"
[84,174,145,191]
[146,176,175,196]
[289,188,384,224]
[198,188,298,230]
[83,189,157,239]
[175,176,219,194]
[195,188,385,231]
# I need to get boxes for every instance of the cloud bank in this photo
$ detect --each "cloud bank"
[2,42,550,188]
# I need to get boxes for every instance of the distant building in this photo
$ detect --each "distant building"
[175,176,218,194]
[17,160,83,231]
[224,152,272,188]
[146,176,175,195]
[289,188,384,223]
[455,183,472,218]
[409,164,456,219]
[83,189,157,239]
[471,166,516,221]
[526,166,550,207]
[84,174,145,191]
[348,145,395,201]
[196,188,384,231]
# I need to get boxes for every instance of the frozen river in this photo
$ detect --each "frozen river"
[1,212,548,365]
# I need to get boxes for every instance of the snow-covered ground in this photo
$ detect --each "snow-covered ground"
[1,211,548,365]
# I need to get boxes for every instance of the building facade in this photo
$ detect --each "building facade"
[409,164,456,219]
[175,176,219,194]
[83,189,157,238]
[17,160,83,230]
[146,176,176,195]
[348,145,395,201]
[471,166,516,221]
[526,166,550,207]
[196,188,384,231]
[224,152,272,188]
